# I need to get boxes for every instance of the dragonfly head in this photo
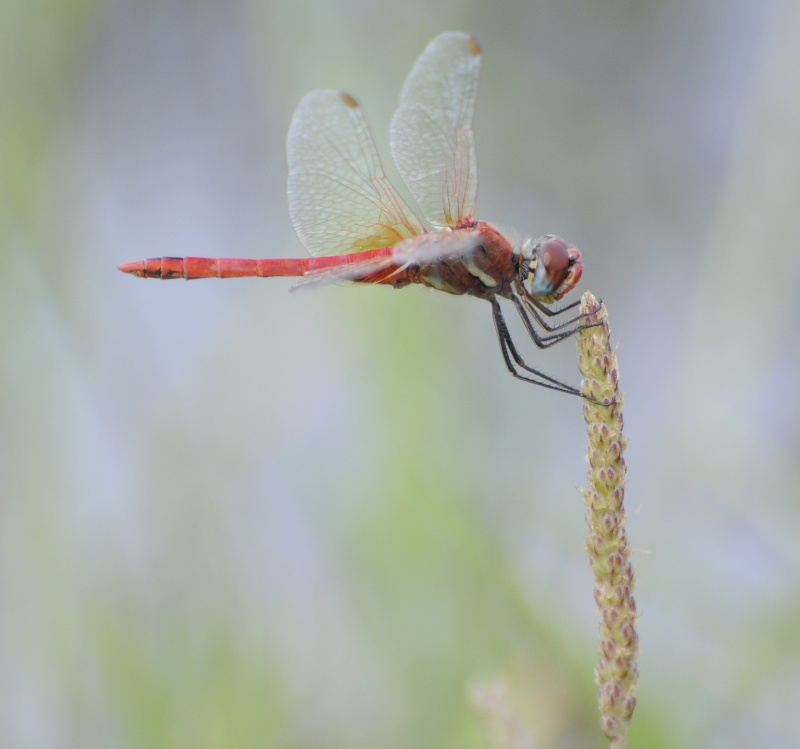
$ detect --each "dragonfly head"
[522,235,582,303]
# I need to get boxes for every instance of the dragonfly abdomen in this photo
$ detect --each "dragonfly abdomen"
[118,257,308,279]
[118,251,398,280]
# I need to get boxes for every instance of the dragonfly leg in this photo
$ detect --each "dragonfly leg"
[519,295,598,333]
[531,296,582,317]
[525,299,586,332]
[510,295,600,348]
[491,298,612,404]
[491,298,586,397]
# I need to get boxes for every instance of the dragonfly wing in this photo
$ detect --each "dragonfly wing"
[287,90,427,257]
[294,228,483,289]
[390,32,481,229]
[390,228,483,266]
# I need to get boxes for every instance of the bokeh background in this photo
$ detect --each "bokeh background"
[2,0,799,747]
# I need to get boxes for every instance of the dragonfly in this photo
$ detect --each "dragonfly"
[119,32,598,398]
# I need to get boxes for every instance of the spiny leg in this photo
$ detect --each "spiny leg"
[491,298,585,396]
[521,295,598,334]
[492,298,612,404]
[511,295,592,348]
[531,296,581,317]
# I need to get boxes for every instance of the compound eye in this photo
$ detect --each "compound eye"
[539,236,571,286]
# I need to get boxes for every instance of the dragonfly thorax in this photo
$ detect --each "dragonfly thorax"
[520,235,583,304]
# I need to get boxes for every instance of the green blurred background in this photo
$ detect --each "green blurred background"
[2,0,799,747]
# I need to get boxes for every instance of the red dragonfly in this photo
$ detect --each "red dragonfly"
[119,32,595,397]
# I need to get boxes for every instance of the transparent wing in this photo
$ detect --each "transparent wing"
[293,228,483,290]
[287,90,427,257]
[390,32,481,229]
